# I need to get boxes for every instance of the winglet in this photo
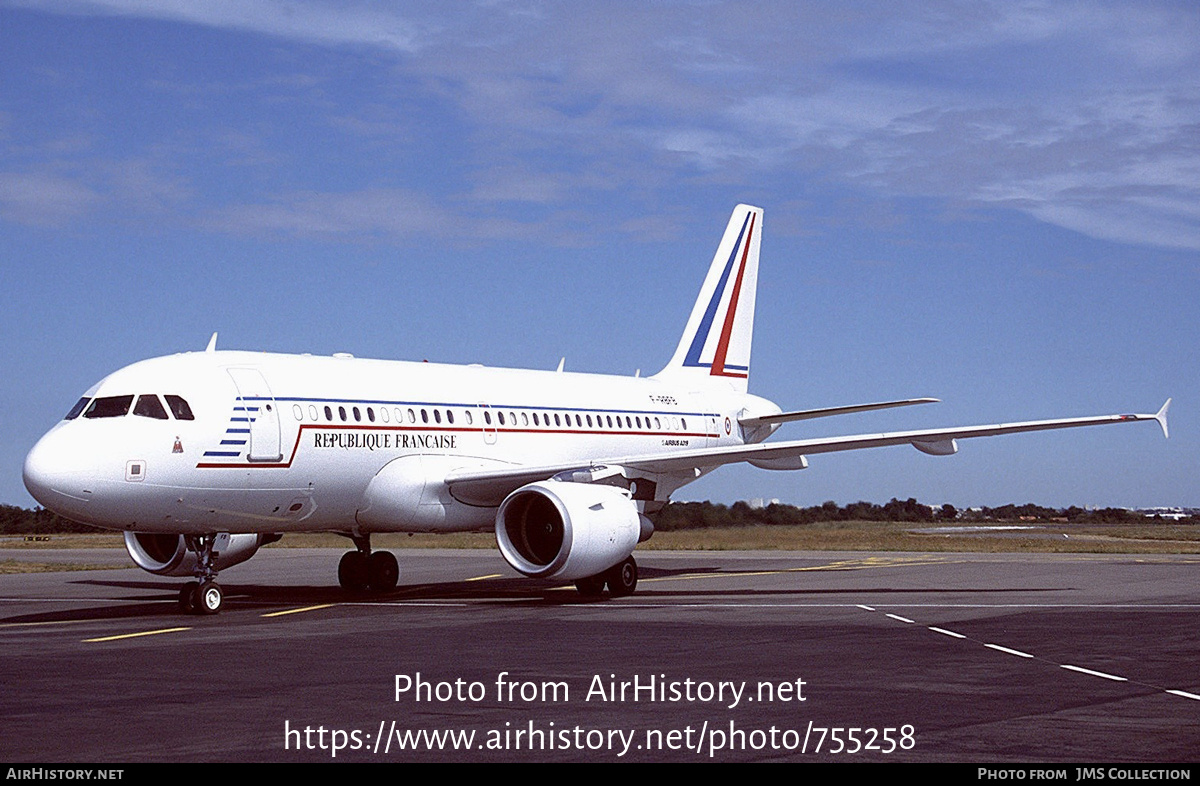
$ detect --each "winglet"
[205,332,218,353]
[1155,398,1171,439]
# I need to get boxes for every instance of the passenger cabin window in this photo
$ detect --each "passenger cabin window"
[133,394,169,420]
[84,395,134,419]
[164,395,195,421]
[64,397,90,420]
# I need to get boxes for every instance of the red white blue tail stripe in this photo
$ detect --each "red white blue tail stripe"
[656,205,761,393]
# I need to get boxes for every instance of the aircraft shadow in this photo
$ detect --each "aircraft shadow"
[0,564,1070,624]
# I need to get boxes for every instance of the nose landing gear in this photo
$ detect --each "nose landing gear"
[179,534,224,615]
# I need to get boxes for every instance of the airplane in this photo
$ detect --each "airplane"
[22,204,1170,615]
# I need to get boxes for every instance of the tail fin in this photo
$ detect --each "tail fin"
[654,204,762,393]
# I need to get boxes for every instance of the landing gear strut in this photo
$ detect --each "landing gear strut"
[338,534,399,594]
[179,534,224,615]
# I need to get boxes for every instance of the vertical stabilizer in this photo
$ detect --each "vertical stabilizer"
[654,204,762,393]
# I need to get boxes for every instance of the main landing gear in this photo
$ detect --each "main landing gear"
[574,556,638,598]
[179,534,224,615]
[338,534,399,593]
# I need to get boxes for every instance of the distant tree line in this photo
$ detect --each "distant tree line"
[1,499,1193,535]
[0,505,97,534]
[653,499,1194,531]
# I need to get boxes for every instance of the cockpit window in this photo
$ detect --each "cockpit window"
[84,395,134,419]
[133,394,169,420]
[64,397,90,420]
[164,395,195,421]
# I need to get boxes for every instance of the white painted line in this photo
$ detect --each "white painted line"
[885,613,915,623]
[1060,664,1128,682]
[984,643,1034,658]
[857,604,875,611]
[1166,689,1200,701]
[929,626,966,639]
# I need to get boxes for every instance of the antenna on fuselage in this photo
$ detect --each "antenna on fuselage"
[205,332,218,353]
[556,357,565,373]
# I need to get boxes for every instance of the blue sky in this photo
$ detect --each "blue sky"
[2,1,1196,509]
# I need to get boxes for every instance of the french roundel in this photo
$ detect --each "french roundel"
[724,417,732,435]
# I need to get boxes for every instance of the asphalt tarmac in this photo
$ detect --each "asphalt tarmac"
[1,547,1198,762]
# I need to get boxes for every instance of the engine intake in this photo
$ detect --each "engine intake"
[496,481,642,581]
[124,532,274,576]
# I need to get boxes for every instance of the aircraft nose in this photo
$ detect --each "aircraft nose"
[23,427,92,514]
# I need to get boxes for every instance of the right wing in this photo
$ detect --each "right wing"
[445,400,1170,506]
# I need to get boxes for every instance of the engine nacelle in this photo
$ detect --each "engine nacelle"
[495,481,642,581]
[123,532,272,577]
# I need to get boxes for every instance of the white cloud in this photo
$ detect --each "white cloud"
[0,171,97,225]
[8,0,424,51]
[8,1,1200,250]
[204,188,449,237]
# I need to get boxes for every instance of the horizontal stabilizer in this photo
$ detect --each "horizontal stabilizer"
[739,398,939,428]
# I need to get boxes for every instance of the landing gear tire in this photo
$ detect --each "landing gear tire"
[179,581,199,613]
[368,551,399,592]
[575,574,606,597]
[338,550,370,592]
[605,556,638,598]
[196,580,223,615]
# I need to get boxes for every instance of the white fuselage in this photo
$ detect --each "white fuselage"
[23,349,777,536]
